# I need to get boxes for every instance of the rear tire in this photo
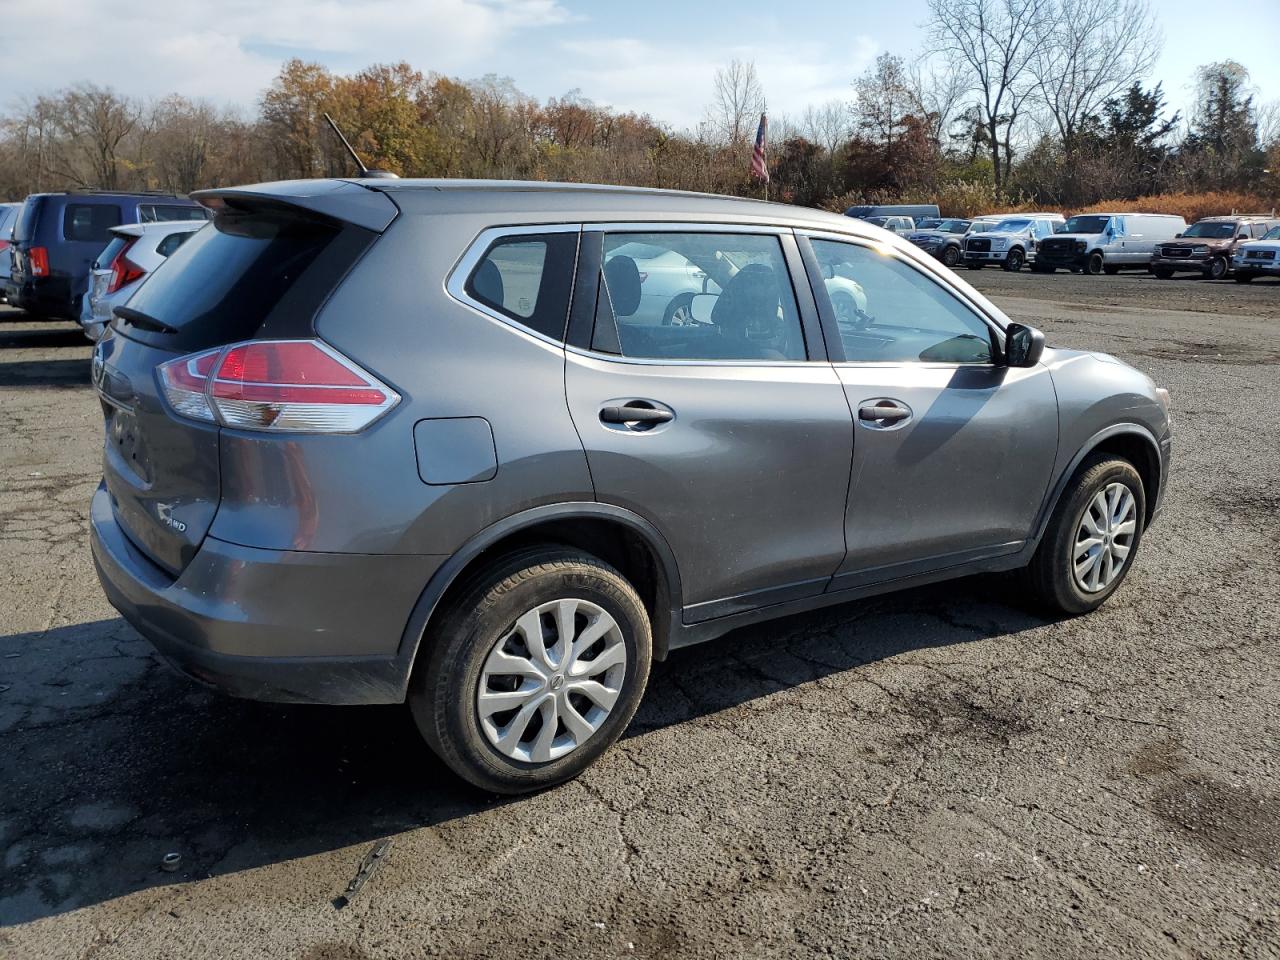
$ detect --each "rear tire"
[409,546,652,794]
[1024,455,1145,616]
[1086,251,1105,275]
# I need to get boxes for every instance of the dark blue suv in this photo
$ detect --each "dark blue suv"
[6,191,208,319]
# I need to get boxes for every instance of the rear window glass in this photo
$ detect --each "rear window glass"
[120,209,370,351]
[94,237,129,270]
[464,232,578,341]
[13,199,37,243]
[64,204,123,242]
[138,203,210,223]
[155,230,195,257]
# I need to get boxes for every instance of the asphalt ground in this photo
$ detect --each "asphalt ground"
[2,268,1279,959]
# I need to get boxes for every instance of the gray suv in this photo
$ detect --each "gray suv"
[90,179,1173,793]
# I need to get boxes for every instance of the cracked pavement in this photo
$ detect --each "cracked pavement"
[2,271,1279,959]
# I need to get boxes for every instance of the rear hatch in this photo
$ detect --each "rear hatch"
[94,187,391,576]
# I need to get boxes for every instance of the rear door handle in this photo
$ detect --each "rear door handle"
[600,403,674,425]
[858,400,912,425]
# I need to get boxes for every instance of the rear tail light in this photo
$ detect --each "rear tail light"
[28,246,49,277]
[107,238,146,293]
[157,339,399,433]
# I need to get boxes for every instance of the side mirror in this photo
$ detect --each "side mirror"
[1174,232,1182,238]
[1004,322,1045,368]
[689,293,717,325]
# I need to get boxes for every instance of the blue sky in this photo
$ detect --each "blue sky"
[2,0,1276,132]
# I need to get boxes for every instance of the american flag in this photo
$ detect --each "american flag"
[750,113,769,183]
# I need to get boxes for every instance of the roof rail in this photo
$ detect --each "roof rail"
[66,188,190,198]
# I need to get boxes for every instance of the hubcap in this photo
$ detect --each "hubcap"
[1072,482,1137,593]
[476,598,627,764]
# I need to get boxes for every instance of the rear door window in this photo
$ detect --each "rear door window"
[138,203,210,223]
[64,204,123,242]
[463,232,578,341]
[594,231,806,362]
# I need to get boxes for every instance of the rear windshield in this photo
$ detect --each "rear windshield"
[94,237,129,270]
[118,208,373,351]
[13,198,38,243]
[138,203,210,223]
[64,203,123,242]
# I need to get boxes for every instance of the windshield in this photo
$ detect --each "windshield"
[1182,221,1237,239]
[1062,215,1110,234]
[939,219,969,233]
[995,219,1031,233]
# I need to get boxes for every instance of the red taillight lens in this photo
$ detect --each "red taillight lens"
[28,247,49,277]
[107,239,145,294]
[157,340,399,433]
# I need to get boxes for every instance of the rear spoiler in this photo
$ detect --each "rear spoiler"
[191,179,398,233]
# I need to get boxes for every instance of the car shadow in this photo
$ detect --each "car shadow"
[0,359,89,388]
[0,575,1045,926]
[0,328,87,351]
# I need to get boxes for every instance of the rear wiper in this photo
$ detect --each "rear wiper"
[113,306,177,334]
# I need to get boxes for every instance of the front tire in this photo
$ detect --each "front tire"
[663,293,694,326]
[1208,256,1229,280]
[941,245,961,268]
[1086,251,1105,275]
[1025,455,1145,616]
[1003,248,1025,272]
[410,547,652,794]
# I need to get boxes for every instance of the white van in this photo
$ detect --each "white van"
[962,214,1065,272]
[1035,213,1187,275]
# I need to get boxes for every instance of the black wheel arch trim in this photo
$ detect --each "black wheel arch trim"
[394,501,684,696]
[1031,422,1164,544]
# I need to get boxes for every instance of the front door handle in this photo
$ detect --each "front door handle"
[600,402,674,427]
[858,400,912,426]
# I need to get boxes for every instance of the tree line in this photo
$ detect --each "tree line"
[1,0,1276,216]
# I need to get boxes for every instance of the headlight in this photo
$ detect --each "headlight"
[991,238,1008,249]
[1075,240,1086,252]
[1156,387,1172,425]
[1193,245,1209,255]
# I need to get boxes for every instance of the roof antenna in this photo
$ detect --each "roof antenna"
[322,112,399,179]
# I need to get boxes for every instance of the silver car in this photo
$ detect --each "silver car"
[79,220,207,340]
[89,179,1172,794]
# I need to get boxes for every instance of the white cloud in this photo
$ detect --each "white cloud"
[556,35,877,132]
[0,0,572,108]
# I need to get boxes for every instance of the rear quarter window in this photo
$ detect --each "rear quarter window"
[64,204,123,242]
[463,232,578,341]
[155,230,195,257]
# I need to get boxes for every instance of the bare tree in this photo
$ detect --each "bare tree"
[927,0,1054,186]
[1033,0,1161,154]
[906,56,968,148]
[707,59,766,146]
[49,84,141,189]
[800,100,851,155]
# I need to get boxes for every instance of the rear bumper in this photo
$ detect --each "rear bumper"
[11,278,73,318]
[90,483,443,704]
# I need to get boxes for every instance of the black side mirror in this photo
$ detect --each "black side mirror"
[1174,232,1182,238]
[1004,322,1045,368]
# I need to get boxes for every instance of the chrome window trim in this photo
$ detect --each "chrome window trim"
[796,227,1008,368]
[583,220,794,235]
[445,223,582,350]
